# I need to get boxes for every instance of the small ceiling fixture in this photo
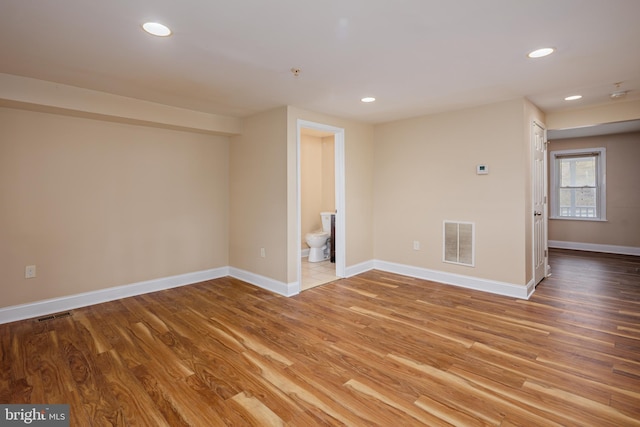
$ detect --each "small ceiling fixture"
[290,68,301,77]
[142,22,172,37]
[527,47,555,58]
[361,97,376,103]
[611,91,628,99]
[564,95,582,101]
[610,82,628,99]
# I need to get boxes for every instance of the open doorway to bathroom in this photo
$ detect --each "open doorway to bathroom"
[297,120,345,291]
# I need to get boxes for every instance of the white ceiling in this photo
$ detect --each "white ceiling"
[1,0,639,125]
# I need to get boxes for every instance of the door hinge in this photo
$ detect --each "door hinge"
[544,249,548,258]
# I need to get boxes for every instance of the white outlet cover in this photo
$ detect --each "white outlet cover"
[25,265,36,278]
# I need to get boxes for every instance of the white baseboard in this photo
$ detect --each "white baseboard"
[0,267,229,325]
[301,248,310,257]
[345,260,375,278]
[373,260,533,299]
[549,240,640,256]
[327,258,532,299]
[229,267,299,297]
[1,258,536,325]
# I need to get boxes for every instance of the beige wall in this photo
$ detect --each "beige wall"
[373,99,534,286]
[288,107,375,281]
[0,107,229,309]
[548,131,640,247]
[15,71,630,310]
[229,107,289,282]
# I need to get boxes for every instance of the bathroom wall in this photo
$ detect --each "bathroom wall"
[321,136,336,212]
[300,133,335,249]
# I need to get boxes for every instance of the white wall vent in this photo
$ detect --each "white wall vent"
[443,221,475,267]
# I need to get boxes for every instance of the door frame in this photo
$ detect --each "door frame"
[297,119,346,285]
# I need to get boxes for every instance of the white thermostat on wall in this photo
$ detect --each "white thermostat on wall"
[476,164,489,175]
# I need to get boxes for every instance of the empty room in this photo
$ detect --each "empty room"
[1,1,639,425]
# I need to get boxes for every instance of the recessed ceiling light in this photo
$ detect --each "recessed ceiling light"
[564,95,582,101]
[527,47,555,58]
[361,97,376,103]
[142,22,172,37]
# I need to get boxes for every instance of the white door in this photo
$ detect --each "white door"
[532,121,548,285]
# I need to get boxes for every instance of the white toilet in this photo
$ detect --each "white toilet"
[305,212,333,262]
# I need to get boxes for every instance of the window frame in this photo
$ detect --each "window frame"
[549,147,606,221]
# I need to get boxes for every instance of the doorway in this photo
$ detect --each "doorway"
[297,120,345,290]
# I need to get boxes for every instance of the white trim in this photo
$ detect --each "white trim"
[549,147,606,220]
[345,260,375,278]
[0,260,538,325]
[334,130,346,278]
[549,217,607,222]
[343,259,534,299]
[229,267,299,297]
[0,267,228,324]
[549,240,640,256]
[301,248,310,257]
[374,260,534,299]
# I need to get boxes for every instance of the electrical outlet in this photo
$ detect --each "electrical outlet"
[413,241,420,250]
[260,248,266,258]
[25,265,36,279]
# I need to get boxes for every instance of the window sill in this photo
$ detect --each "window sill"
[549,216,607,222]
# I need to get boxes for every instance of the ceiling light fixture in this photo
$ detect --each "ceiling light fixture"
[610,91,628,99]
[142,22,172,37]
[564,95,582,101]
[527,47,555,58]
[610,82,628,99]
[361,97,376,103]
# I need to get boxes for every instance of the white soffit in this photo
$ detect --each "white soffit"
[548,119,640,140]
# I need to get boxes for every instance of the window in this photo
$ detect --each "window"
[550,148,606,220]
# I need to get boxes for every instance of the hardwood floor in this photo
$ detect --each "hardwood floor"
[1,249,639,426]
